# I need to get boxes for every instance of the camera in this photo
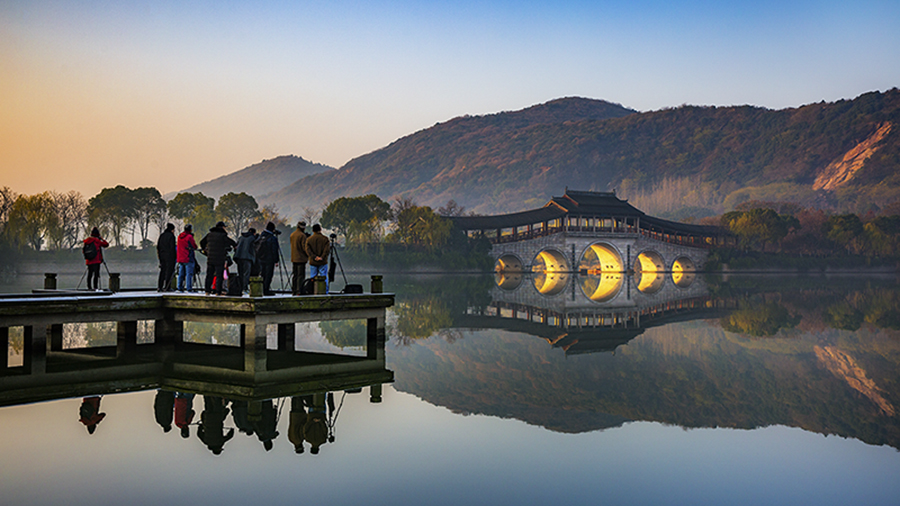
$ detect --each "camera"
[330,233,337,239]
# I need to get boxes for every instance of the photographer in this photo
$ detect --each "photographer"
[256,222,281,296]
[304,224,331,293]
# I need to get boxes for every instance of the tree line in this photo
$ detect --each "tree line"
[710,199,900,264]
[0,185,294,252]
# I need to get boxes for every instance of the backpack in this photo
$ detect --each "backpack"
[82,241,98,261]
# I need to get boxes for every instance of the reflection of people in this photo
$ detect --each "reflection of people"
[154,390,175,433]
[174,392,195,438]
[79,396,106,434]
[288,396,311,453]
[304,393,329,454]
[230,399,254,436]
[250,399,280,451]
[198,396,234,455]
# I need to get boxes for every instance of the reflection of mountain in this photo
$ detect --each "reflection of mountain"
[387,276,900,448]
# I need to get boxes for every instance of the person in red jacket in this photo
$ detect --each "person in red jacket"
[79,396,106,434]
[83,227,109,291]
[176,224,199,292]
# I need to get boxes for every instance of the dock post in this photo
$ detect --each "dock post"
[0,327,7,371]
[154,316,183,346]
[370,383,383,403]
[44,273,57,290]
[249,276,263,298]
[242,321,268,373]
[366,311,386,361]
[23,324,48,374]
[277,323,295,352]
[370,275,383,294]
[117,321,138,358]
[109,273,120,292]
[314,276,326,295]
[48,324,63,352]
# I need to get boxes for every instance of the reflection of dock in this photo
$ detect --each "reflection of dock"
[0,291,394,406]
[457,275,734,355]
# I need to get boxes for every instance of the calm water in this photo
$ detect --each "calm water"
[2,267,900,505]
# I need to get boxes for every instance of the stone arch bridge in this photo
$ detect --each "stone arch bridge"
[451,190,728,298]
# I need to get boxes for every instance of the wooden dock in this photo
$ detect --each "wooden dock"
[0,288,395,406]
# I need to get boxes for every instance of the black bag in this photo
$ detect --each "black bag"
[301,277,316,295]
[82,241,98,261]
[342,284,363,294]
[227,271,243,296]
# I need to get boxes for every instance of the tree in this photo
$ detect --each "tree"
[131,187,167,246]
[88,185,136,246]
[46,191,87,250]
[721,208,798,252]
[167,192,215,233]
[215,192,260,232]
[8,193,55,250]
[389,204,453,251]
[824,214,864,254]
[321,195,391,245]
[437,199,466,217]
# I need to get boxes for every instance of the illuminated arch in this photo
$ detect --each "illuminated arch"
[672,256,697,288]
[580,274,623,302]
[532,249,569,296]
[633,250,665,273]
[495,254,524,273]
[495,272,524,291]
[634,271,665,293]
[578,243,623,274]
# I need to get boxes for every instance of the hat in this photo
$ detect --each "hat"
[297,221,306,228]
[216,221,226,228]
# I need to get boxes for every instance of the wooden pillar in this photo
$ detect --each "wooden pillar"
[366,313,386,361]
[117,320,138,358]
[369,383,383,403]
[370,275,383,294]
[277,323,295,352]
[44,273,57,290]
[24,324,48,374]
[242,321,267,373]
[49,324,63,352]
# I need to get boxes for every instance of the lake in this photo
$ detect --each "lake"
[1,267,899,505]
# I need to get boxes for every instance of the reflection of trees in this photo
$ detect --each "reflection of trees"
[63,322,117,348]
[720,300,800,337]
[391,298,458,346]
[319,319,366,349]
[183,322,241,345]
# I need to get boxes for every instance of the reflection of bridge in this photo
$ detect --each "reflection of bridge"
[0,291,393,406]
[451,190,728,296]
[455,274,735,355]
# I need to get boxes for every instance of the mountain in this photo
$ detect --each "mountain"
[169,155,334,201]
[262,97,637,217]
[261,90,900,218]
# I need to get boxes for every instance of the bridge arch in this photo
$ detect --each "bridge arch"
[580,273,623,302]
[634,250,665,273]
[579,242,624,274]
[634,271,665,294]
[495,254,525,273]
[672,256,697,288]
[532,248,569,296]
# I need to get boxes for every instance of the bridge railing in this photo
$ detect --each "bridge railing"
[638,228,715,249]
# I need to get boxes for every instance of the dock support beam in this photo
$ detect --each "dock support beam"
[117,320,138,358]
[242,322,268,373]
[367,315,385,361]
[24,324,48,374]
[277,323,295,352]
[0,327,7,371]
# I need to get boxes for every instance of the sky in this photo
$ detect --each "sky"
[1,0,899,198]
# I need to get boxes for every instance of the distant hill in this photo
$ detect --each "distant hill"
[262,97,637,217]
[261,90,900,218]
[169,155,334,201]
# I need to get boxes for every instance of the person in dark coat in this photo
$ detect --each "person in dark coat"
[257,222,281,296]
[290,221,309,295]
[154,389,175,433]
[83,227,109,291]
[79,396,106,434]
[156,223,177,291]
[288,395,311,454]
[249,399,280,451]
[197,396,234,455]
[199,222,236,295]
[233,228,257,292]
[305,224,331,293]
